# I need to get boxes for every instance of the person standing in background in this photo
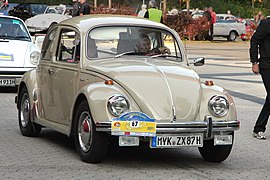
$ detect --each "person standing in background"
[255,11,265,26]
[144,0,163,23]
[208,6,216,41]
[79,0,90,16]
[137,4,147,18]
[250,17,270,140]
[72,0,81,17]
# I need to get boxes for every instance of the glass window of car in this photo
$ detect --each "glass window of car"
[88,26,182,61]
[56,29,80,64]
[41,28,57,60]
[30,4,47,15]
[0,18,31,41]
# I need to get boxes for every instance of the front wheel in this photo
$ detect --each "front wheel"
[74,100,109,163]
[18,86,41,137]
[198,132,234,162]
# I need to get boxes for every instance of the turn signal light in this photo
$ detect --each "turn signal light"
[105,80,114,85]
[205,80,214,86]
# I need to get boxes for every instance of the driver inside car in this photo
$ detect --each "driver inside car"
[135,33,171,55]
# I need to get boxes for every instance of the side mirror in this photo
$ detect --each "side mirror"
[189,57,204,66]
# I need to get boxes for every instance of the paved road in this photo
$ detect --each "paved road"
[1,40,270,179]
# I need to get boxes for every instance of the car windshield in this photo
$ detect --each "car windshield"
[45,6,65,14]
[0,18,31,41]
[87,26,182,61]
[30,4,48,15]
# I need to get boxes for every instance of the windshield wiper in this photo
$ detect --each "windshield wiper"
[0,35,15,40]
[151,54,182,59]
[114,51,145,59]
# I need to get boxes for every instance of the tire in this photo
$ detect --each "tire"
[198,132,234,163]
[74,100,109,163]
[18,86,41,137]
[227,31,237,41]
[48,22,57,30]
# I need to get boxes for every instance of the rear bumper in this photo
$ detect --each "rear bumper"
[96,116,240,138]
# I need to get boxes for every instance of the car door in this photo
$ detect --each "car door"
[38,26,80,125]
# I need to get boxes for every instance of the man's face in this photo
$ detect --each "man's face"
[138,37,151,53]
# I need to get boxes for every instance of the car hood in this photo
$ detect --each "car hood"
[88,58,202,122]
[0,40,34,68]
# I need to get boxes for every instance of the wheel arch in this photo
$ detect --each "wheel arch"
[70,93,88,137]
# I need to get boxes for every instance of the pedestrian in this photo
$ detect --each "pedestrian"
[137,4,147,18]
[72,0,81,17]
[202,7,211,41]
[208,6,216,41]
[250,17,270,140]
[227,10,231,15]
[254,11,264,26]
[79,0,90,16]
[144,0,163,23]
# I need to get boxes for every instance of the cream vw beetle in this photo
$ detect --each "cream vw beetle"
[16,15,239,163]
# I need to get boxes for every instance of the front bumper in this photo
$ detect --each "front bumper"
[96,116,240,138]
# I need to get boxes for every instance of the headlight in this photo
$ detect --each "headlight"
[107,95,130,117]
[30,51,40,65]
[208,95,229,117]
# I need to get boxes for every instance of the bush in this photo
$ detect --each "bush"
[165,12,210,40]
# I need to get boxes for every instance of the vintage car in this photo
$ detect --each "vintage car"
[8,3,48,21]
[0,3,18,16]
[16,15,239,163]
[0,15,39,87]
[25,5,72,34]
[214,19,246,41]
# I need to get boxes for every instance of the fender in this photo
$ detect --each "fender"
[197,84,237,121]
[67,81,141,136]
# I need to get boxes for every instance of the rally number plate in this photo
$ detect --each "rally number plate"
[0,78,15,87]
[150,134,203,148]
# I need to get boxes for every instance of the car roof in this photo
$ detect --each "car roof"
[59,15,170,33]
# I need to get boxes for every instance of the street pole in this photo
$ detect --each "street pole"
[108,0,111,8]
[94,0,97,9]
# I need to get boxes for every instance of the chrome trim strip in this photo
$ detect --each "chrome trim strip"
[95,120,240,133]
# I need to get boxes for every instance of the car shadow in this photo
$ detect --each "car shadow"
[36,129,211,166]
[0,87,17,93]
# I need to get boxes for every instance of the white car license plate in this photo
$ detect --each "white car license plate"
[0,78,16,86]
[150,134,203,148]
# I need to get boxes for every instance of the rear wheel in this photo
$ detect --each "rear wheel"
[74,100,109,163]
[198,132,234,162]
[227,31,237,41]
[18,86,41,136]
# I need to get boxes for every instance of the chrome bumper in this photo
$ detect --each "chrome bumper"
[96,116,240,138]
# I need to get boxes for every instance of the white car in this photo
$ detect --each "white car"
[0,15,39,87]
[25,5,72,34]
[214,19,246,41]
[216,14,236,20]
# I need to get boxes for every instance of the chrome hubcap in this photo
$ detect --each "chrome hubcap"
[78,111,92,152]
[20,93,30,128]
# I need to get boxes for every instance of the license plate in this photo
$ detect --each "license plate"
[150,134,203,148]
[111,112,156,137]
[0,78,15,86]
